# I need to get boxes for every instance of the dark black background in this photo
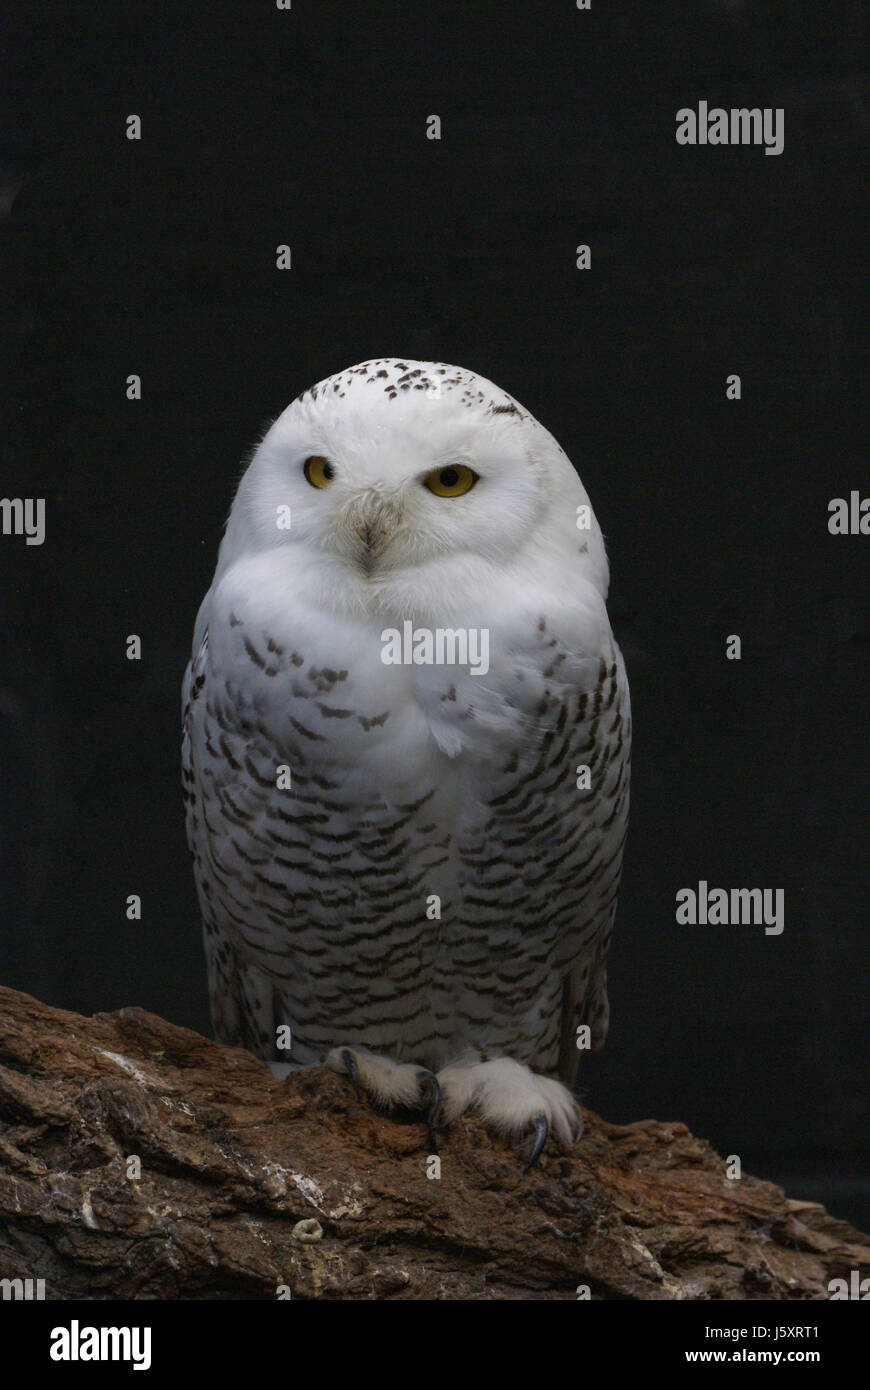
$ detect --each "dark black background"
[2,2,868,1224]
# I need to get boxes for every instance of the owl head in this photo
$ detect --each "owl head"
[217,359,608,617]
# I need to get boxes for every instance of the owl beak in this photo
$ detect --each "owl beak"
[343,493,403,574]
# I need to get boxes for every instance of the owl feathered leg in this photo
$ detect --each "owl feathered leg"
[327,1045,580,1169]
[325,1047,441,1150]
[434,1055,582,1167]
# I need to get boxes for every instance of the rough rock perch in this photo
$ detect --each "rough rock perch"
[0,986,867,1300]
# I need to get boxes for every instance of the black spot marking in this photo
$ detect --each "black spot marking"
[243,636,267,669]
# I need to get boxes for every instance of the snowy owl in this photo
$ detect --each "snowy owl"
[183,359,630,1167]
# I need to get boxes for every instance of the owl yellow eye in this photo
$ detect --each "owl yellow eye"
[303,455,335,489]
[424,464,478,497]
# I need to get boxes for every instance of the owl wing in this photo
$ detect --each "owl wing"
[183,622,269,1051]
[555,642,631,1082]
[449,591,631,1085]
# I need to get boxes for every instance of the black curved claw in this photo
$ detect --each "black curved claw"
[340,1048,363,1102]
[419,1070,441,1153]
[524,1113,549,1172]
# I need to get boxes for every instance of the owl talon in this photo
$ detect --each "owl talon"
[524,1113,549,1172]
[340,1048,363,1102]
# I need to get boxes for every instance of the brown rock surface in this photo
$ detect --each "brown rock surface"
[0,985,867,1300]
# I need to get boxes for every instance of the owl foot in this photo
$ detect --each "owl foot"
[434,1057,582,1170]
[325,1046,441,1149]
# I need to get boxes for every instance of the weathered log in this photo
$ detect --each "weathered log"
[0,985,866,1300]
